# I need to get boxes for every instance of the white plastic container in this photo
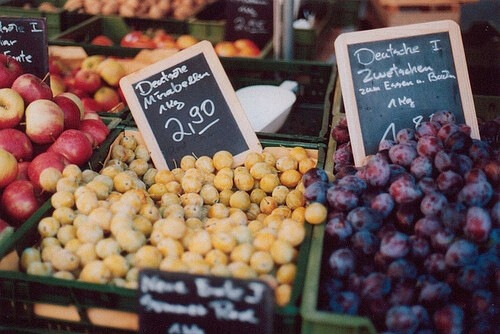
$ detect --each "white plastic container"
[236,80,298,133]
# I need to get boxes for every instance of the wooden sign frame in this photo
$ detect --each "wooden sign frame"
[335,20,479,166]
[120,41,262,170]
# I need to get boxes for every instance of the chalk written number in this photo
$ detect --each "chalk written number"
[233,17,267,34]
[380,115,424,143]
[165,99,219,142]
[168,323,204,334]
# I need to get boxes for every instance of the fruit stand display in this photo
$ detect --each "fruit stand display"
[300,74,499,332]
[0,123,327,333]
[50,16,270,59]
[0,53,123,245]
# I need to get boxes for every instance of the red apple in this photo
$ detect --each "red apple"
[69,87,89,99]
[28,151,65,189]
[83,112,100,120]
[74,68,102,93]
[91,35,114,46]
[59,92,84,118]
[0,128,33,161]
[54,93,82,130]
[79,119,109,146]
[11,73,53,104]
[0,54,23,88]
[16,161,30,181]
[117,86,126,104]
[0,148,18,188]
[82,131,97,148]
[64,75,75,90]
[82,97,103,113]
[0,88,25,129]
[25,99,64,144]
[94,86,119,111]
[48,129,93,166]
[48,57,69,76]
[1,180,40,224]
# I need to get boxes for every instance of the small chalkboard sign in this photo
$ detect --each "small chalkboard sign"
[119,41,261,170]
[225,0,273,49]
[0,17,49,79]
[138,270,273,334]
[335,20,479,166]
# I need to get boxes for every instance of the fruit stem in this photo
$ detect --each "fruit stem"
[109,102,125,114]
[42,72,50,84]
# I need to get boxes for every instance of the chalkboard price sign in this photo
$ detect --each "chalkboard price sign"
[120,41,261,170]
[225,0,273,48]
[138,270,273,334]
[0,17,49,79]
[335,20,479,166]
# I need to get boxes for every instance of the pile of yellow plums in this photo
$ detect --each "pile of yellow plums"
[20,133,318,306]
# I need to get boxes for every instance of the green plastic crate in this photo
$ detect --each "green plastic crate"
[0,0,65,37]
[330,0,362,27]
[300,75,376,333]
[50,15,188,58]
[300,223,377,334]
[187,18,225,44]
[0,132,326,334]
[50,15,271,59]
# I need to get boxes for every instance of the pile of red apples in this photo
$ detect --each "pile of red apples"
[0,54,110,234]
[49,54,127,114]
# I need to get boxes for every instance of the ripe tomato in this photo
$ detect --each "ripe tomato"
[153,30,176,48]
[91,35,114,46]
[120,31,156,49]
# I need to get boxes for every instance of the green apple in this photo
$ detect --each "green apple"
[81,55,105,71]
[97,59,126,87]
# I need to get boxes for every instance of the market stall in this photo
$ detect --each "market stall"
[0,1,498,333]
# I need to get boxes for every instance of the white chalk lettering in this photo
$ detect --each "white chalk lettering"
[168,323,205,334]
[134,66,188,96]
[209,300,259,324]
[429,39,441,52]
[139,294,208,316]
[0,38,17,46]
[140,275,188,295]
[383,80,414,90]
[358,63,433,83]
[428,70,456,82]
[238,6,257,17]
[2,50,32,63]
[353,43,420,65]
[195,278,244,302]
[0,22,24,33]
[244,283,265,304]
[159,100,185,113]
[29,22,43,32]
[359,85,381,95]
[388,96,415,108]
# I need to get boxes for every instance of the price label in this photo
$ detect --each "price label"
[0,17,48,79]
[225,0,273,48]
[120,41,261,170]
[138,270,273,334]
[335,20,479,165]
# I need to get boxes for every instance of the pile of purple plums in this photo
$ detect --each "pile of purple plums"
[307,111,499,333]
[331,115,499,174]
